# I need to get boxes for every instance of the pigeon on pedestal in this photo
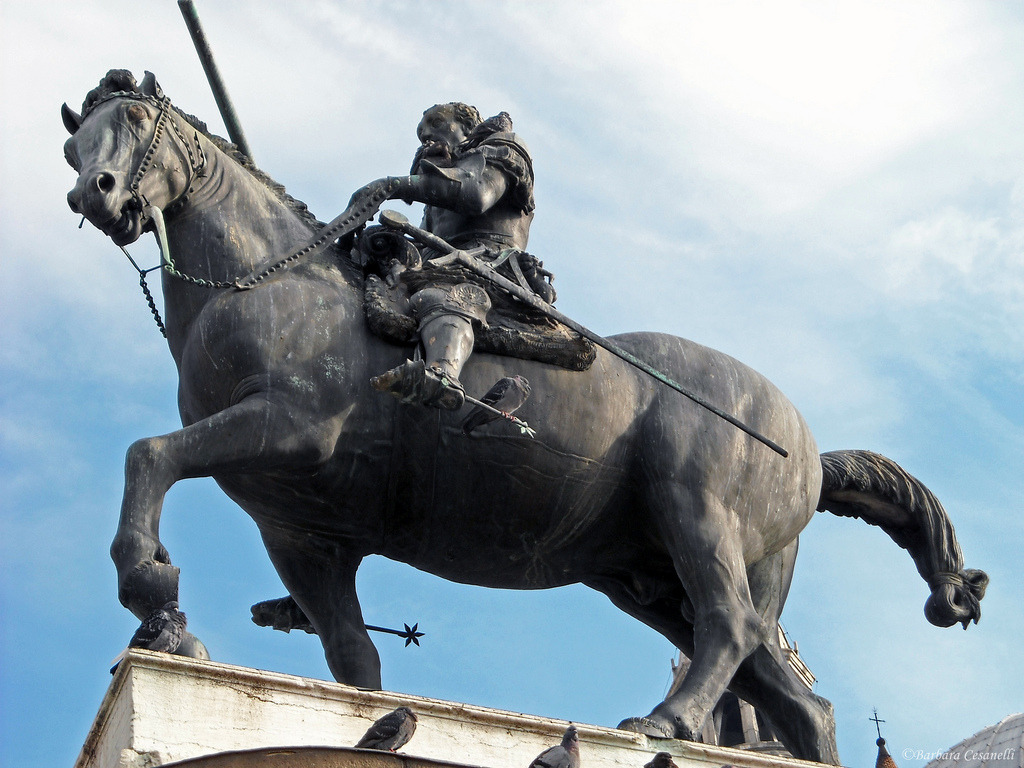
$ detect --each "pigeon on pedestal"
[644,753,678,768]
[355,706,418,752]
[529,724,580,768]
[109,600,187,673]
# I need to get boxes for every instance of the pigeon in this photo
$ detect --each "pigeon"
[468,111,514,143]
[110,600,187,673]
[644,753,678,768]
[462,375,531,435]
[529,725,580,768]
[355,706,418,752]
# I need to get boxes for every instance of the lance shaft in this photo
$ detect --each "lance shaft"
[177,0,254,161]
[378,210,788,458]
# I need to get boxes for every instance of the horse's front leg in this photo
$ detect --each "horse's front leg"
[262,538,381,688]
[111,395,340,620]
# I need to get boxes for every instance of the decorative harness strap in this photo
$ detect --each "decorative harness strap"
[135,94,393,291]
[85,92,208,218]
[127,176,396,334]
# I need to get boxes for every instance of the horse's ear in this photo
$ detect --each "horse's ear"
[62,103,82,135]
[140,71,164,100]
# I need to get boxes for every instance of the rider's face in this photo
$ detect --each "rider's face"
[417,108,467,149]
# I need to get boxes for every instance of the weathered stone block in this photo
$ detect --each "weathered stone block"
[75,651,828,768]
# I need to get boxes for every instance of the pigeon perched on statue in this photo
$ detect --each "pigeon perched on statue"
[644,753,678,768]
[462,375,531,435]
[109,600,187,673]
[355,706,418,752]
[468,111,514,142]
[529,725,580,768]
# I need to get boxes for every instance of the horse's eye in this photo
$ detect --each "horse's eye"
[127,104,148,123]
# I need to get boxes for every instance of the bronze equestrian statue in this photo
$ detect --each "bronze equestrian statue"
[62,70,987,764]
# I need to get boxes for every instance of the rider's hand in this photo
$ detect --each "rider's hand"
[347,177,406,211]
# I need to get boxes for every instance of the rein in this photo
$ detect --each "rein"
[118,245,167,338]
[100,91,401,335]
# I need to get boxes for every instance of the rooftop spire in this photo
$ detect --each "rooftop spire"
[872,710,899,768]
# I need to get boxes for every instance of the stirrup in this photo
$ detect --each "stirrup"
[423,366,465,411]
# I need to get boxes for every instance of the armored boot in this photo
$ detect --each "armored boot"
[370,314,474,410]
[370,283,489,411]
[418,312,475,409]
[370,359,437,405]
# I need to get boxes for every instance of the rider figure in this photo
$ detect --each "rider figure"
[367,102,552,410]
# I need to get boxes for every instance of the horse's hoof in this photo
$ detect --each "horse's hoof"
[251,595,316,634]
[118,560,180,619]
[617,717,675,739]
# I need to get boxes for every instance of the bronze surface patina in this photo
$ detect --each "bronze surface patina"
[63,70,987,765]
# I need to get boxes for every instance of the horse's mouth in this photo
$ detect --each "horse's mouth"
[101,206,144,246]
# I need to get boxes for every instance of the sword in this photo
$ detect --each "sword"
[377,210,788,458]
[177,0,254,161]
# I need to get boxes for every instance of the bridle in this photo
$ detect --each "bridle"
[81,91,207,217]
[121,93,207,216]
[79,91,394,335]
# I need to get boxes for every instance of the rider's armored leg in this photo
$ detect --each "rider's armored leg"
[371,283,490,411]
[417,312,474,409]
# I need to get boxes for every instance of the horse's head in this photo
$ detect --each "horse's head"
[63,70,206,246]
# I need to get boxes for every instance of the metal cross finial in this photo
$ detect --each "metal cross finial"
[870,709,886,740]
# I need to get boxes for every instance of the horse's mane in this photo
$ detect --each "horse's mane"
[82,70,324,231]
[197,128,326,232]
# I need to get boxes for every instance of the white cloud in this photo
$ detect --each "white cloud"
[884,205,1022,299]
[517,2,990,210]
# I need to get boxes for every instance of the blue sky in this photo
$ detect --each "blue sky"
[1,2,1021,766]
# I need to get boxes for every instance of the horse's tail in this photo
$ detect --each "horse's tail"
[816,449,988,629]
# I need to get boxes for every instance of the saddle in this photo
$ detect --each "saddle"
[364,274,596,371]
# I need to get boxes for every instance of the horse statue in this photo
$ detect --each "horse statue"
[63,70,987,764]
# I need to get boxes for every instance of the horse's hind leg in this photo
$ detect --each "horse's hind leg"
[638,483,769,739]
[729,544,840,763]
[727,644,838,762]
[599,542,838,763]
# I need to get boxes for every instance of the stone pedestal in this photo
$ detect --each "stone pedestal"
[75,651,826,768]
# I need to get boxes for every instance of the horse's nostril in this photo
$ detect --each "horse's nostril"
[67,194,81,214]
[96,172,115,193]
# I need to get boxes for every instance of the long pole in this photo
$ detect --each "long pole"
[177,0,254,161]
[377,210,788,458]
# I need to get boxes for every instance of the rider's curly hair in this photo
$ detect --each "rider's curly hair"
[421,102,482,135]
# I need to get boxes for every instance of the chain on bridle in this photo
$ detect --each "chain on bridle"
[87,91,226,335]
[123,93,208,216]
[90,91,397,336]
